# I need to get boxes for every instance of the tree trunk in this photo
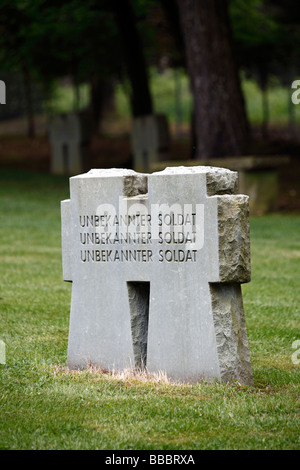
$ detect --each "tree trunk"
[257,65,269,140]
[288,85,296,140]
[89,76,116,134]
[22,64,35,138]
[74,81,80,112]
[261,83,269,140]
[159,0,186,67]
[111,0,153,117]
[287,67,296,140]
[177,0,250,159]
[174,68,183,138]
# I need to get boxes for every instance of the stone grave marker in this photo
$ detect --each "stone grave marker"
[131,114,170,173]
[61,166,253,385]
[49,111,91,175]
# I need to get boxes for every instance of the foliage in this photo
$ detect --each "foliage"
[1,1,299,119]
[0,0,120,85]
[229,0,300,79]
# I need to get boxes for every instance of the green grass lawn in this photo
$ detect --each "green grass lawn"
[0,168,299,450]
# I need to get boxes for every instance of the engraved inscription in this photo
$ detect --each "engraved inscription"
[78,203,204,263]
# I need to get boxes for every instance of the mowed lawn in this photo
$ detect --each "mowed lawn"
[0,168,299,450]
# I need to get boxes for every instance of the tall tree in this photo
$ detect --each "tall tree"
[177,0,250,159]
[111,0,153,117]
[0,1,38,136]
[230,0,284,139]
[267,0,300,139]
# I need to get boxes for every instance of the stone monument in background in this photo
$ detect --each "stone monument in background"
[131,114,170,173]
[61,166,253,385]
[49,111,91,175]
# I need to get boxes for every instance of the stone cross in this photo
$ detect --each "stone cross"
[61,166,253,385]
[131,114,170,173]
[49,112,90,175]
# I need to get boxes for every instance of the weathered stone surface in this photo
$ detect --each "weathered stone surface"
[128,282,150,369]
[217,195,251,283]
[206,167,239,196]
[210,283,254,385]
[61,166,253,385]
[123,173,148,197]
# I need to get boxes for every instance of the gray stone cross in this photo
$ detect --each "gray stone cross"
[61,166,253,385]
[49,112,90,175]
[131,114,170,172]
